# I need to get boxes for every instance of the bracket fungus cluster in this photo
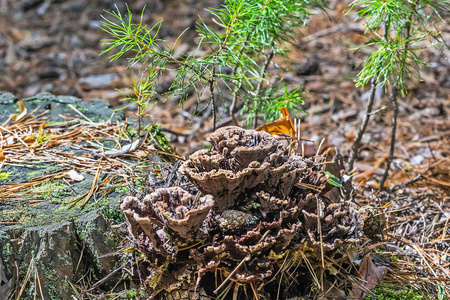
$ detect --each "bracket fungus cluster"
[179,127,284,211]
[122,187,214,256]
[121,126,373,299]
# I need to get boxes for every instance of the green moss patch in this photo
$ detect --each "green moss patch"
[366,284,426,300]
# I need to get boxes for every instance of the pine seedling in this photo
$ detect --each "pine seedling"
[118,68,158,139]
[100,1,327,131]
[347,0,449,189]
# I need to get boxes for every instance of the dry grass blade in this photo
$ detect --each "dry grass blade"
[34,266,44,300]
[295,182,322,192]
[81,160,103,206]
[299,250,320,290]
[16,258,33,300]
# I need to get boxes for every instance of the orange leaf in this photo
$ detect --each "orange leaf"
[23,135,36,143]
[0,149,5,162]
[255,107,296,137]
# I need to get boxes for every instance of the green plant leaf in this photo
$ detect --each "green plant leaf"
[325,171,343,188]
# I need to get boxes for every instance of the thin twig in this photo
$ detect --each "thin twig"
[16,257,33,300]
[379,0,418,190]
[230,35,252,125]
[35,266,44,300]
[253,49,274,128]
[379,85,399,190]
[214,253,250,295]
[210,68,216,131]
[81,266,122,294]
[68,104,94,123]
[348,76,378,171]
[349,9,391,175]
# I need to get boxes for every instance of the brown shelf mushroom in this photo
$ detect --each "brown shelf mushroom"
[121,187,214,256]
[303,202,364,251]
[119,126,369,299]
[208,126,284,167]
[179,127,284,212]
[147,187,214,240]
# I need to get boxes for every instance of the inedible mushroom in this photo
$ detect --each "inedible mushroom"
[121,187,214,256]
[208,126,284,167]
[180,126,284,212]
[147,187,214,240]
[303,202,364,251]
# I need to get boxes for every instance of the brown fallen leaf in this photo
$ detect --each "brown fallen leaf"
[352,254,388,300]
[0,149,5,162]
[10,100,27,122]
[321,279,347,299]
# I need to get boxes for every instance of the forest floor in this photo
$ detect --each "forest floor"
[0,0,449,299]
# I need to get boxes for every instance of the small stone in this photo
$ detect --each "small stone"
[410,155,425,166]
[19,33,52,51]
[78,73,121,91]
[310,115,325,125]
[420,107,441,117]
[64,170,85,182]
[23,85,42,97]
